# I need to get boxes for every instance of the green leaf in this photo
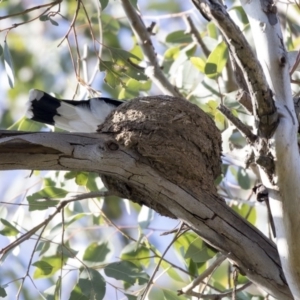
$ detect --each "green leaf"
[229,166,251,190]
[43,177,56,187]
[237,168,251,189]
[0,44,3,56]
[104,261,149,286]
[126,78,150,91]
[174,232,199,257]
[36,241,51,256]
[165,30,192,44]
[185,237,216,263]
[39,15,49,21]
[119,79,151,99]
[57,243,79,258]
[86,172,101,191]
[49,18,59,26]
[232,204,257,225]
[205,41,228,79]
[3,41,15,88]
[44,278,61,300]
[33,255,67,279]
[124,294,137,300]
[101,14,120,33]
[99,61,120,87]
[32,260,53,276]
[27,187,68,211]
[83,242,110,264]
[190,57,206,73]
[64,171,78,180]
[211,258,228,290]
[69,268,106,300]
[15,117,44,131]
[0,286,7,297]
[100,48,147,88]
[207,22,218,39]
[0,219,19,236]
[186,259,199,278]
[121,243,150,268]
[158,258,183,282]
[163,289,186,300]
[164,46,180,60]
[75,172,89,186]
[214,110,225,129]
[99,0,109,10]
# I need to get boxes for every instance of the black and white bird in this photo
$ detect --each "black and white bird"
[27,89,123,132]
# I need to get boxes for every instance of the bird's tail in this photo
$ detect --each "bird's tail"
[27,89,122,132]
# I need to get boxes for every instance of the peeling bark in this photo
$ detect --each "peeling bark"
[241,1,300,298]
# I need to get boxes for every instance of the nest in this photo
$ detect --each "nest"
[98,95,222,218]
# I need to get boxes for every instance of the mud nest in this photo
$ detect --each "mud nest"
[98,95,222,218]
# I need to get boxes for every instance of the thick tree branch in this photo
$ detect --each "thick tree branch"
[0,130,292,299]
[191,0,278,138]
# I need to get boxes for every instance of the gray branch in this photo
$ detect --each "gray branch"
[0,129,291,300]
[191,0,278,138]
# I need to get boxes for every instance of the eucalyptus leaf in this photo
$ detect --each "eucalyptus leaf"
[3,41,15,88]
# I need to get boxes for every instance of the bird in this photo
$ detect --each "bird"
[26,89,123,132]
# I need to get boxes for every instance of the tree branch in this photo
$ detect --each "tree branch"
[120,0,183,98]
[241,1,300,298]
[184,15,210,57]
[218,104,257,143]
[179,254,228,296]
[191,0,278,138]
[0,130,292,299]
[0,191,113,257]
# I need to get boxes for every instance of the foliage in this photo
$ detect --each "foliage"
[1,0,300,299]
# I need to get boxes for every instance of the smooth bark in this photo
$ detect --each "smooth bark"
[0,130,292,299]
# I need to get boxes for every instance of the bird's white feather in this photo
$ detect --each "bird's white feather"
[26,89,122,132]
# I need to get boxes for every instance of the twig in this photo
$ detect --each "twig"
[120,0,183,98]
[184,15,210,57]
[218,104,257,143]
[78,0,103,96]
[232,267,238,300]
[60,203,66,299]
[142,9,194,20]
[141,222,187,300]
[0,0,62,20]
[178,254,228,296]
[16,220,48,300]
[289,49,300,77]
[160,223,188,236]
[100,215,213,283]
[0,1,62,32]
[0,191,113,257]
[184,281,252,299]
[57,0,81,47]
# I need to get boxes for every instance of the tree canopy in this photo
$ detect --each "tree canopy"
[1,0,300,299]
